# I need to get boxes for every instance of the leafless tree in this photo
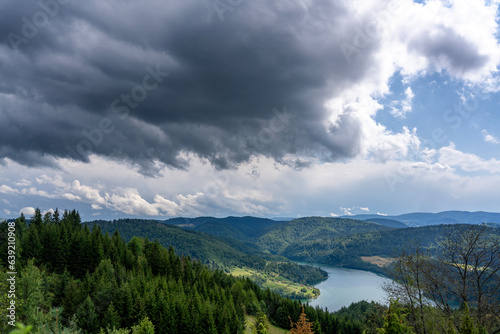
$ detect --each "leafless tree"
[384,225,500,333]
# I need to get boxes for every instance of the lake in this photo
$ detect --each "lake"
[301,263,391,311]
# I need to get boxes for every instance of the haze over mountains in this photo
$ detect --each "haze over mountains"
[344,210,500,227]
[165,210,500,229]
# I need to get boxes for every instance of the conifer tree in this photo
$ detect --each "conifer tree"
[252,312,270,334]
[459,303,479,334]
[17,260,45,327]
[76,296,99,334]
[202,302,218,334]
[32,208,43,230]
[131,317,155,334]
[23,211,43,266]
[61,280,83,320]
[289,306,315,334]
[102,302,122,330]
[43,212,53,224]
[377,300,414,334]
[52,208,60,224]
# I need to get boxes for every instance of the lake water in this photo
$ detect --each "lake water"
[301,263,391,311]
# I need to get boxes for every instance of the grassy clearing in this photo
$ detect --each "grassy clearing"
[361,255,393,267]
[229,266,320,299]
[231,267,255,276]
[262,281,318,299]
[245,314,288,334]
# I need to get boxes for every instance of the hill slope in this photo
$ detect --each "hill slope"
[167,216,283,242]
[283,224,500,273]
[363,218,407,228]
[256,217,395,254]
[87,219,328,288]
[88,219,268,268]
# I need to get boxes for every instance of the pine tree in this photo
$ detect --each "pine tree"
[459,303,479,334]
[32,208,43,230]
[131,317,155,334]
[203,302,218,334]
[53,208,60,224]
[377,300,414,334]
[61,279,83,321]
[76,295,99,333]
[102,302,121,330]
[22,224,43,266]
[17,260,45,327]
[288,306,315,334]
[43,212,53,224]
[252,312,270,334]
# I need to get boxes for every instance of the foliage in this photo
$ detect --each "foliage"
[257,217,394,255]
[377,300,414,334]
[288,306,315,334]
[459,303,479,334]
[131,317,155,334]
[252,312,271,334]
[9,323,33,334]
[383,225,500,334]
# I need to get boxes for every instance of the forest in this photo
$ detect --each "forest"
[0,209,372,334]
[86,219,328,297]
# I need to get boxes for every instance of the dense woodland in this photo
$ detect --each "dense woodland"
[0,209,371,334]
[282,223,500,274]
[87,219,328,288]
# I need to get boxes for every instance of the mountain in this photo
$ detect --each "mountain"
[283,224,500,274]
[346,211,500,227]
[256,217,395,254]
[167,216,283,242]
[88,218,274,268]
[87,218,328,287]
[363,218,407,228]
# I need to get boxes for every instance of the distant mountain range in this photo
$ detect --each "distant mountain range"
[160,213,500,274]
[343,210,500,227]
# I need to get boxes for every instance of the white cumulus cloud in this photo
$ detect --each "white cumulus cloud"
[482,129,500,144]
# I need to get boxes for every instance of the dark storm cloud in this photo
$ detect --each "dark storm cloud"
[0,0,381,174]
[409,25,489,75]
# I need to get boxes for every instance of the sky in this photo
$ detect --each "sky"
[1,0,500,221]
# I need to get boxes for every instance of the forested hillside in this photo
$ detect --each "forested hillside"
[168,216,282,242]
[363,218,407,228]
[256,217,394,254]
[86,219,328,295]
[0,209,374,334]
[87,219,268,269]
[282,224,500,273]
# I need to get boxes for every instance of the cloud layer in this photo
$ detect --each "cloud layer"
[1,0,500,217]
[1,0,498,175]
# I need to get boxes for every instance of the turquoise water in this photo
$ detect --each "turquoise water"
[301,263,390,311]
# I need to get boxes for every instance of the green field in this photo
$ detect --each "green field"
[229,266,320,299]
[245,315,288,334]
